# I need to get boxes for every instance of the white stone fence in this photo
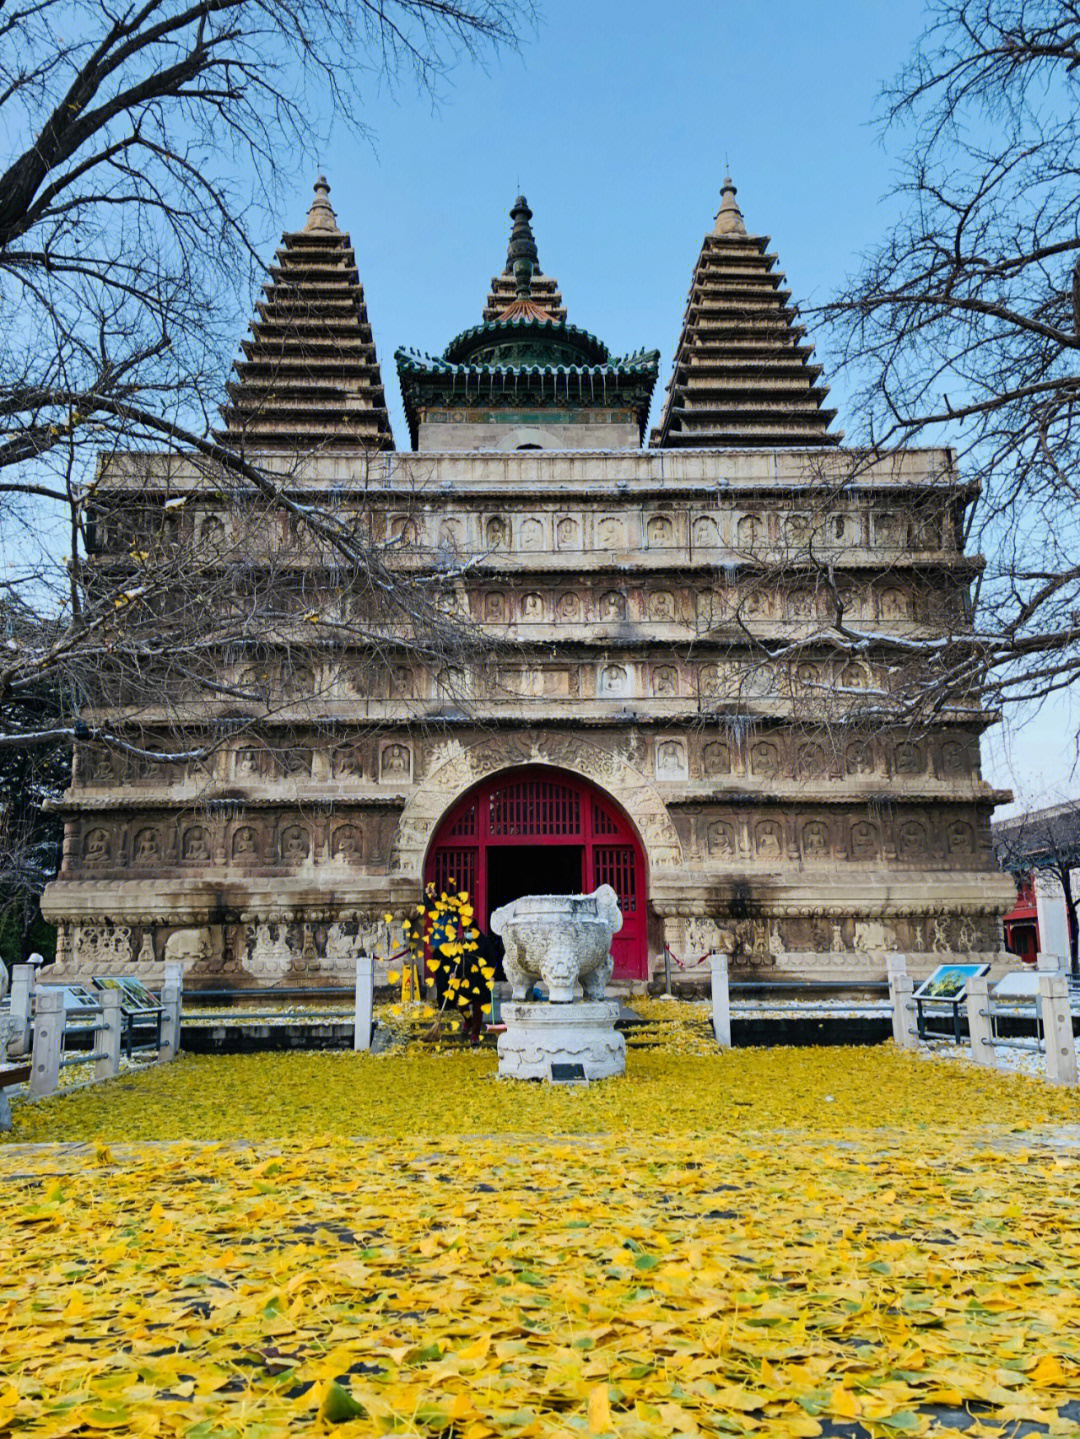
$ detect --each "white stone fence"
[20,961,185,1100]
[889,952,1077,1086]
[709,954,731,1047]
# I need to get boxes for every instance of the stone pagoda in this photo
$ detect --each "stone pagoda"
[43,177,1013,989]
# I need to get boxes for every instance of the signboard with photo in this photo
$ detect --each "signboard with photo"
[914,962,991,1003]
[92,975,162,1014]
[52,984,100,1012]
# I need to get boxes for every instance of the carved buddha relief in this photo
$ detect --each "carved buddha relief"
[796,742,826,777]
[755,819,784,859]
[235,747,263,779]
[655,739,687,779]
[736,514,764,549]
[707,820,735,858]
[648,590,676,621]
[597,515,625,548]
[381,743,411,781]
[947,819,974,856]
[897,819,927,857]
[87,749,115,784]
[940,739,966,776]
[789,587,818,620]
[740,586,772,619]
[652,665,678,696]
[692,515,719,546]
[484,591,507,622]
[280,824,310,862]
[520,592,544,620]
[699,663,726,697]
[182,825,211,862]
[646,514,674,547]
[894,742,923,775]
[232,826,259,861]
[486,516,509,548]
[556,516,579,549]
[750,739,780,776]
[557,592,580,621]
[520,516,544,550]
[846,740,876,776]
[599,664,629,697]
[839,662,870,690]
[702,740,732,775]
[389,665,413,699]
[850,819,879,859]
[802,820,830,859]
[133,828,160,865]
[277,746,313,777]
[438,518,462,548]
[879,587,909,620]
[599,590,625,621]
[389,515,418,545]
[332,824,362,861]
[332,746,363,779]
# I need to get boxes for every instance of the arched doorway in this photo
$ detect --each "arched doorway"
[424,765,648,981]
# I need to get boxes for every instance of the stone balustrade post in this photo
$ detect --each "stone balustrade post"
[159,983,182,1062]
[709,952,731,1048]
[30,988,64,1099]
[965,975,997,1068]
[96,990,123,1081]
[1036,951,1062,972]
[8,964,35,1057]
[891,974,918,1050]
[1038,973,1078,1086]
[163,960,185,991]
[354,952,374,1052]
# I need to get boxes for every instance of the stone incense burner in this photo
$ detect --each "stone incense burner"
[490,885,626,1081]
[491,884,623,1003]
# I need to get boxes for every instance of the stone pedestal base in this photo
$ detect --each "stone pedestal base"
[497,1000,625,1081]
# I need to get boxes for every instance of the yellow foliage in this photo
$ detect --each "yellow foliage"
[3,1112,1080,1435]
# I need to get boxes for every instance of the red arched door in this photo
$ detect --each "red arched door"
[424,766,648,981]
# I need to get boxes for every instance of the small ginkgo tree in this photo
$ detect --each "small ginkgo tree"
[399,881,497,1040]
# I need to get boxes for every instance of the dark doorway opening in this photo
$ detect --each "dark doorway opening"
[485,845,584,924]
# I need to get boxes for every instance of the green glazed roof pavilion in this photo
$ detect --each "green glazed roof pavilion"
[395,196,660,449]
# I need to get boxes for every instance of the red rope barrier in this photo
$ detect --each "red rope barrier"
[664,943,709,970]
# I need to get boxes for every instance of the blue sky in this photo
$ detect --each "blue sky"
[300,0,930,433]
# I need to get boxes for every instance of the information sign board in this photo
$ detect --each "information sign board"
[914,963,991,1003]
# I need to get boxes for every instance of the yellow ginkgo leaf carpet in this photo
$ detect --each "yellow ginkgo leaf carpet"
[2,1047,1080,1437]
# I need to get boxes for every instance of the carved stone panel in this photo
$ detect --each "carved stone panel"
[380,742,412,783]
[655,738,688,781]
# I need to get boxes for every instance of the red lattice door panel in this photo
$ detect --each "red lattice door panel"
[425,766,648,980]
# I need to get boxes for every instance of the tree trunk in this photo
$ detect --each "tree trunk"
[1060,865,1079,978]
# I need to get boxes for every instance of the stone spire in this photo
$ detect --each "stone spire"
[484,195,566,322]
[652,177,840,448]
[218,177,393,452]
[506,195,539,297]
[713,175,746,237]
[303,174,339,234]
